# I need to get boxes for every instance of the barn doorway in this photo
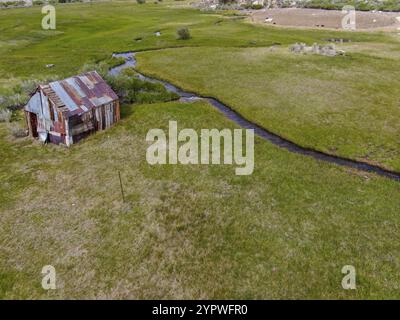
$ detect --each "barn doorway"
[28,112,38,138]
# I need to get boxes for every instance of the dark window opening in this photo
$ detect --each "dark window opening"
[48,99,55,121]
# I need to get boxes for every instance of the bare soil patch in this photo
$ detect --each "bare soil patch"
[251,8,400,31]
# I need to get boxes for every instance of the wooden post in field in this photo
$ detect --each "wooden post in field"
[118,170,125,203]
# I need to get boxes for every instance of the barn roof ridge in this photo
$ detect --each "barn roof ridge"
[38,70,118,117]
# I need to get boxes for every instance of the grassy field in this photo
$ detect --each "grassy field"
[0,1,387,89]
[1,1,400,299]
[1,101,400,299]
[2,2,399,169]
[136,44,400,171]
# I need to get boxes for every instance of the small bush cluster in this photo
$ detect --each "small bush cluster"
[241,3,264,10]
[136,0,146,4]
[177,27,191,40]
[106,71,179,105]
[251,4,264,9]
[57,0,83,3]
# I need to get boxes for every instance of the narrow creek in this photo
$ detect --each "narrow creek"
[111,51,400,182]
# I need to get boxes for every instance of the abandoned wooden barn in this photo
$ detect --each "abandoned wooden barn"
[24,71,120,146]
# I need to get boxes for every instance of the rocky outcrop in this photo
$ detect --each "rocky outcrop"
[289,43,345,56]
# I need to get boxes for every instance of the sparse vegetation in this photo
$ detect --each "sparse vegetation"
[0,109,11,123]
[0,76,61,114]
[8,122,26,138]
[0,94,26,111]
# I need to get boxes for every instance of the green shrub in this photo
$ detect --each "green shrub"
[136,0,146,4]
[177,27,191,40]
[106,73,179,104]
[251,4,263,9]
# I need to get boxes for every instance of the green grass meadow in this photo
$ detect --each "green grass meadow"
[1,1,400,299]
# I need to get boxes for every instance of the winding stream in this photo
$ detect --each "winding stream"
[111,51,400,182]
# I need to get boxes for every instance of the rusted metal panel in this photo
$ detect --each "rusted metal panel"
[71,122,94,136]
[49,81,79,112]
[53,121,65,135]
[25,91,42,114]
[47,71,118,117]
[49,133,63,145]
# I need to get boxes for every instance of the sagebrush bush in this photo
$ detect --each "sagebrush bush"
[177,27,191,40]
[18,79,41,94]
[0,94,26,110]
[9,123,27,138]
[1,75,61,112]
[251,4,263,10]
[0,109,12,123]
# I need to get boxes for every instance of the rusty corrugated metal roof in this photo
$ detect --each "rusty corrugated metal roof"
[43,71,118,117]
